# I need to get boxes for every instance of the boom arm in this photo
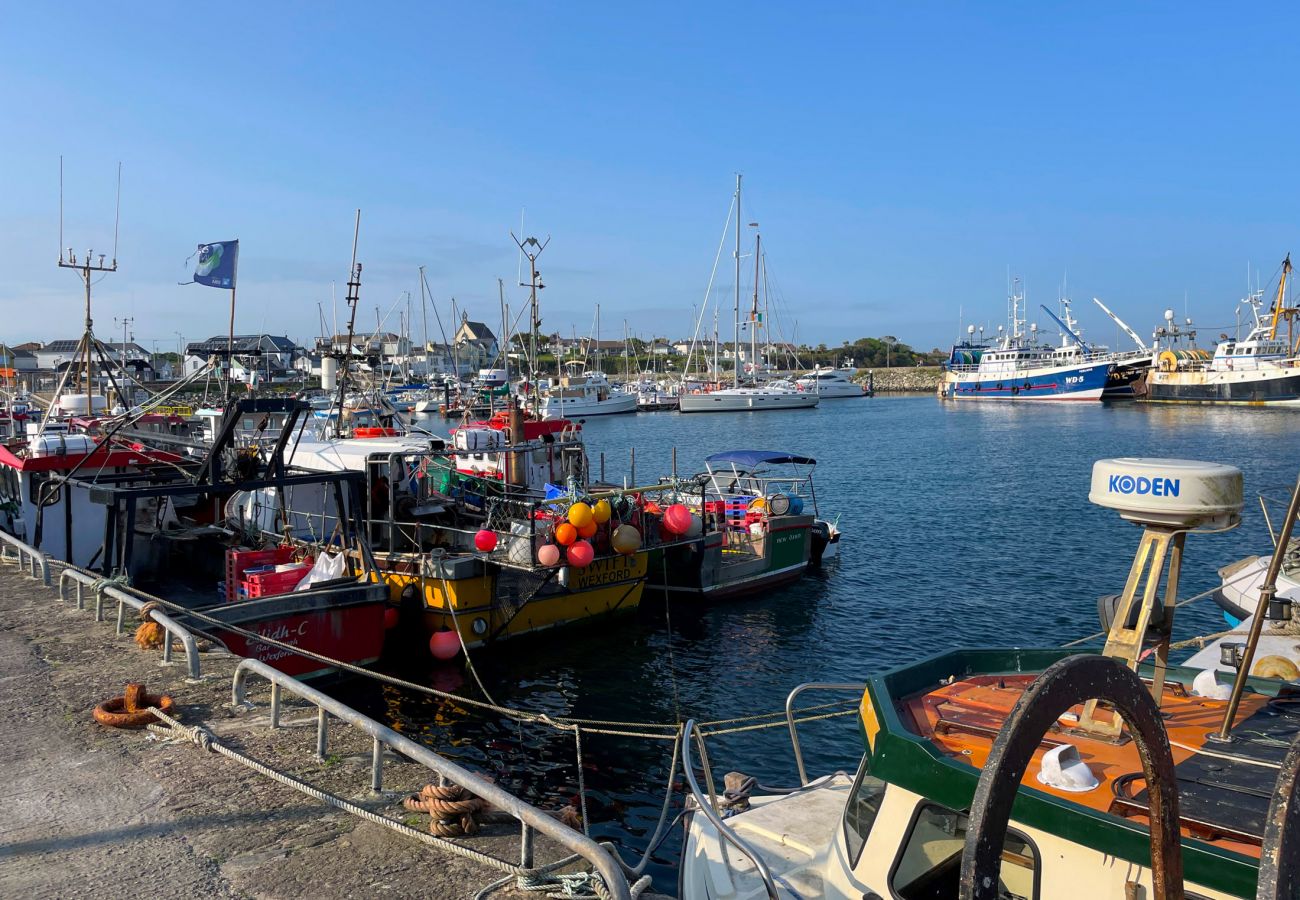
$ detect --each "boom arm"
[1268,254,1293,340]
[1092,297,1148,352]
[1040,304,1090,353]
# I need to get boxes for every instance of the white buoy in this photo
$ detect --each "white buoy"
[1089,458,1242,529]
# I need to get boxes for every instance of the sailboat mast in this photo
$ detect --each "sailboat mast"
[751,231,760,380]
[733,174,742,388]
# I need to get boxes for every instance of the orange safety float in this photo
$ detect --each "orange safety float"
[354,427,400,438]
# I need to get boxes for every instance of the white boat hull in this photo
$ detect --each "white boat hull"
[679,389,820,412]
[538,392,638,419]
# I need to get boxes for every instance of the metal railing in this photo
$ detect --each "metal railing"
[0,529,50,585]
[231,658,632,900]
[785,682,867,785]
[680,719,779,900]
[57,567,202,680]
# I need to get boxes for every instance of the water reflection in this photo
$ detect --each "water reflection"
[335,395,1300,886]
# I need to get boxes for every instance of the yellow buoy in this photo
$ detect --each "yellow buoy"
[568,502,594,529]
[592,499,612,524]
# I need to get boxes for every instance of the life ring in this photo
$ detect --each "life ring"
[93,682,175,729]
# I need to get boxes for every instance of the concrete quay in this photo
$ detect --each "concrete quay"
[0,565,638,899]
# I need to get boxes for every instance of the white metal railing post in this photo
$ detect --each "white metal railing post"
[784,682,867,785]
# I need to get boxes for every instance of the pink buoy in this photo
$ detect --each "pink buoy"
[429,629,462,660]
[566,540,595,568]
[662,503,692,535]
[474,529,498,552]
[537,543,562,567]
[383,607,400,630]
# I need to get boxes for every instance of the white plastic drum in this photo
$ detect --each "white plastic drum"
[1089,458,1243,528]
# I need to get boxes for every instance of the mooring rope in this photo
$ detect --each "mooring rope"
[145,705,618,897]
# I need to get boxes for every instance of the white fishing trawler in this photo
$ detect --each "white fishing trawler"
[1147,254,1300,405]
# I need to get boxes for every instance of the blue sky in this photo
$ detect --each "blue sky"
[1,3,1296,354]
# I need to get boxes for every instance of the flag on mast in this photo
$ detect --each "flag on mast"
[193,240,239,289]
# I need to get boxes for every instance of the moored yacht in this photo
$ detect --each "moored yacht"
[794,366,866,398]
[538,363,637,419]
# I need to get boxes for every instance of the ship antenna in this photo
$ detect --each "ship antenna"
[112,161,122,268]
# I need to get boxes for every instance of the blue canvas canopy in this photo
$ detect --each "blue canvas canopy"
[704,450,816,468]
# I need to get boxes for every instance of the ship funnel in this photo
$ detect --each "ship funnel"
[1089,458,1242,530]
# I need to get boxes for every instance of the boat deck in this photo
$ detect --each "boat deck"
[900,672,1300,859]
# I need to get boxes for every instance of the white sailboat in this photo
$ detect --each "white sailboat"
[679,175,818,414]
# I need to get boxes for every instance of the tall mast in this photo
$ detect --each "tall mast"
[498,278,509,386]
[751,231,760,380]
[595,303,601,373]
[418,266,430,379]
[733,174,742,388]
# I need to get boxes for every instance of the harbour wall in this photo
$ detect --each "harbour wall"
[859,366,942,393]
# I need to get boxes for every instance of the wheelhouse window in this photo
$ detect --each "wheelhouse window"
[890,804,1037,900]
[842,756,887,868]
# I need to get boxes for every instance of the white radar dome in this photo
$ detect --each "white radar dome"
[1089,458,1242,528]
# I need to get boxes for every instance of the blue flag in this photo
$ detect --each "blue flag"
[193,240,239,289]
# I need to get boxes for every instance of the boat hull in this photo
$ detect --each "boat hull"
[376,550,648,650]
[940,361,1110,401]
[678,390,820,412]
[187,582,389,679]
[1146,366,1300,405]
[646,515,813,599]
[538,393,638,419]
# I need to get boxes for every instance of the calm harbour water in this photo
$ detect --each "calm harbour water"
[335,395,1299,882]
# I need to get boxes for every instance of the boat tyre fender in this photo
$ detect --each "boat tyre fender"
[93,682,175,729]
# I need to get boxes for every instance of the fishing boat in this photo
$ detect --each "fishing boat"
[938,278,1112,401]
[279,405,667,652]
[678,457,1300,899]
[1147,255,1300,405]
[1,398,391,679]
[794,366,866,398]
[1036,297,1153,400]
[679,176,819,414]
[646,450,837,600]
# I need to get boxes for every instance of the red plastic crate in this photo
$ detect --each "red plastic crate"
[242,563,313,598]
[225,547,297,601]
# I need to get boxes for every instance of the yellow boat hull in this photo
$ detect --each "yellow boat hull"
[374,551,647,649]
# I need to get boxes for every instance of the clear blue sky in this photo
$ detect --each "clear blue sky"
[2,3,1296,355]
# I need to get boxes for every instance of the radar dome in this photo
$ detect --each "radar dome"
[1089,458,1242,528]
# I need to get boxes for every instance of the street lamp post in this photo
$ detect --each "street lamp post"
[883,335,898,368]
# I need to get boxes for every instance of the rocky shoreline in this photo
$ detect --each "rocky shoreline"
[858,366,942,393]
